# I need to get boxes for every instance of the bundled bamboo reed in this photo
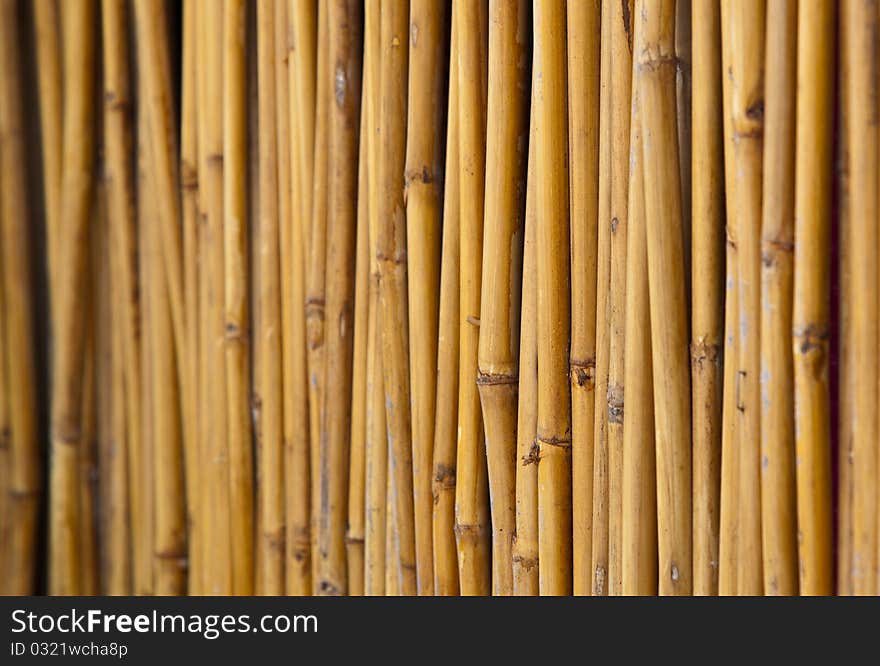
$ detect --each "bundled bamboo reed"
[2,0,876,598]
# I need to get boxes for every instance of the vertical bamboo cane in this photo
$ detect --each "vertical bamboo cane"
[676,0,692,290]
[180,0,201,595]
[639,0,692,596]
[759,0,798,596]
[843,0,878,596]
[478,0,529,596]
[605,0,633,596]
[725,0,766,596]
[286,0,317,595]
[591,0,613,596]
[378,0,419,596]
[454,0,491,596]
[0,202,9,587]
[33,0,62,300]
[256,0,285,595]
[347,90,371,596]
[718,0,739,595]
[405,0,448,597]
[363,0,387,596]
[196,0,231,594]
[621,3,657,596]
[318,0,362,595]
[535,0,572,597]
[691,0,724,597]
[0,0,40,594]
[49,0,96,595]
[306,4,329,591]
[793,0,834,596]
[567,0,600,598]
[432,6,461,596]
[226,0,255,596]
[513,107,538,596]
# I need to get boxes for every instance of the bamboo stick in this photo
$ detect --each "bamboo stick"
[0,0,40,595]
[347,86,371,596]
[843,0,878,597]
[226,0,255,596]
[432,6,461,597]
[513,106,538,596]
[621,3,657,596]
[724,0,766,596]
[405,0,448,597]
[256,0,285,595]
[478,0,528,597]
[0,199,9,589]
[454,0,491,597]
[759,0,798,596]
[317,0,362,596]
[33,0,62,300]
[534,0,572,597]
[363,0,387,596]
[591,0,612,596]
[691,0,724,597]
[835,8,854,597]
[676,0,692,292]
[717,0,739,596]
[306,3,329,591]
[180,0,201,596]
[196,0,232,595]
[567,0,600,598]
[378,0,419,596]
[48,0,96,596]
[605,0,633,596]
[285,0,317,596]
[638,0,692,596]
[793,0,834,596]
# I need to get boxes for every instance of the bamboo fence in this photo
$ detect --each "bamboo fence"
[0,0,873,596]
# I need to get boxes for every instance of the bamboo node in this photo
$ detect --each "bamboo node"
[570,357,596,389]
[0,426,9,449]
[206,152,224,168]
[512,554,538,572]
[319,580,342,595]
[690,339,720,370]
[376,250,408,267]
[103,91,130,114]
[454,523,489,539]
[433,464,456,494]
[180,161,198,191]
[476,371,517,386]
[793,324,829,361]
[403,165,435,187]
[344,534,365,545]
[52,425,81,447]
[522,440,540,466]
[225,321,249,344]
[466,315,480,327]
[607,384,624,424]
[264,527,286,552]
[761,237,795,268]
[536,435,572,451]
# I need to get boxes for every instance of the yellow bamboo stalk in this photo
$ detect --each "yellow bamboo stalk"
[196,0,231,594]
[0,0,40,594]
[432,6,461,596]
[306,4,329,591]
[621,4,657,595]
[347,87,371,596]
[676,0,692,285]
[33,0,62,299]
[405,0,448,597]
[567,0,600,598]
[591,0,613,596]
[454,0,490,597]
[363,0,387,596]
[638,0,692,596]
[285,0,317,596]
[386,460,400,595]
[226,0,255,596]
[317,0,362,595]
[535,0,572,597]
[691,0,723,597]
[180,0,201,596]
[835,9,854,597]
[513,105,538,596]
[717,0,739,596]
[724,0,766,596]
[606,0,633,596]
[843,0,878,597]
[759,0,798,596]
[48,0,96,596]
[256,0,285,595]
[478,0,528,597]
[378,0,419,596]
[793,0,834,596]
